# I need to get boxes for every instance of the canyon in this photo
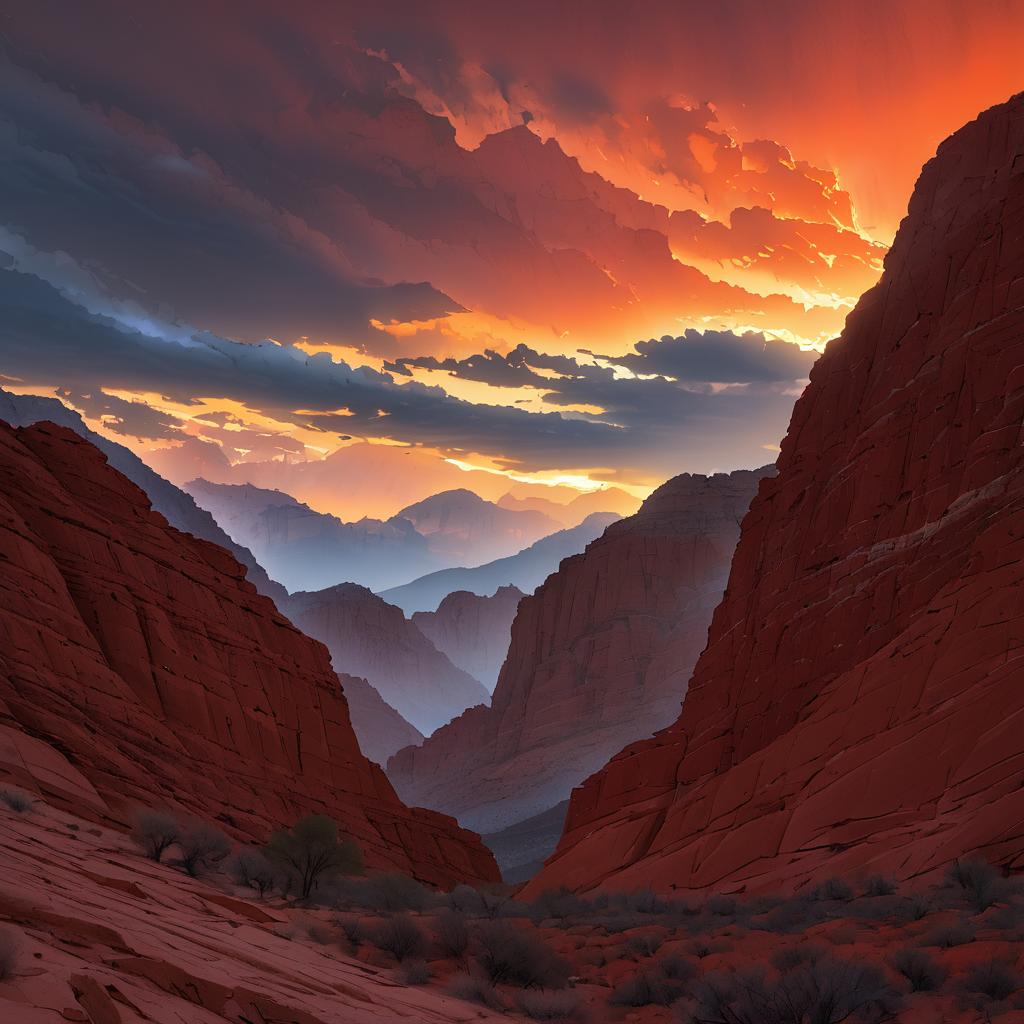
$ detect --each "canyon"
[528,92,1024,897]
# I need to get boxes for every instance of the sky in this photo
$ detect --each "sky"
[0,0,1020,517]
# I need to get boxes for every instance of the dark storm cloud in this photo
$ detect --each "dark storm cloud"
[0,266,629,471]
[54,389,183,440]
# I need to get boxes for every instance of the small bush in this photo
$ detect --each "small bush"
[949,859,1005,912]
[230,847,275,897]
[863,875,897,897]
[333,914,365,948]
[0,787,34,813]
[608,971,682,1007]
[771,943,825,973]
[690,957,901,1024]
[921,919,975,948]
[434,909,470,959]
[0,927,20,981]
[812,877,854,902]
[531,887,591,922]
[365,872,428,912]
[373,913,426,962]
[474,920,570,989]
[131,808,180,862]
[264,815,362,901]
[306,920,333,945]
[890,948,946,992]
[705,894,738,917]
[178,820,231,876]
[625,930,664,957]
[657,953,696,982]
[899,893,933,922]
[962,960,1023,1003]
[401,958,431,985]
[516,989,584,1020]
[449,883,508,918]
[450,971,506,1010]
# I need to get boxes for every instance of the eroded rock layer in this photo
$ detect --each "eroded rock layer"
[0,420,497,886]
[529,94,1024,896]
[388,468,769,838]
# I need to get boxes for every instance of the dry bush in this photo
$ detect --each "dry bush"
[863,875,897,897]
[608,971,682,1007]
[178,820,231,876]
[450,971,506,1010]
[365,872,429,912]
[373,913,427,962]
[961,959,1023,1003]
[949,859,1007,913]
[306,920,333,945]
[516,989,584,1020]
[771,943,825,973]
[401,958,431,985]
[229,847,275,897]
[890,948,946,992]
[130,808,180,862]
[332,914,365,948]
[921,919,975,948]
[0,927,20,981]
[434,908,470,959]
[657,953,696,982]
[0,787,34,813]
[474,920,570,989]
[264,815,362,901]
[812,877,854,902]
[625,930,664,957]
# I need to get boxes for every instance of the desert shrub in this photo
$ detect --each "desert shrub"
[897,893,934,922]
[230,847,275,897]
[611,889,669,915]
[332,914,364,947]
[306,920,333,944]
[450,971,506,1010]
[771,943,825,973]
[434,909,470,959]
[949,859,1006,912]
[961,960,1022,1002]
[921,919,975,948]
[531,887,591,922]
[448,883,509,918]
[657,954,696,982]
[690,957,901,1024]
[625,930,664,957]
[131,808,180,862]
[264,815,361,901]
[401,958,431,985]
[177,819,231,876]
[373,913,426,962]
[474,920,570,989]
[986,898,1024,936]
[609,971,682,1007]
[691,940,717,959]
[0,787,34,813]
[757,895,828,933]
[812,877,854,902]
[365,872,429,912]
[0,927,19,981]
[863,875,897,897]
[516,989,584,1020]
[890,948,946,992]
[704,894,738,917]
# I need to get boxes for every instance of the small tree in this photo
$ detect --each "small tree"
[131,809,180,862]
[264,815,362,900]
[231,847,276,898]
[178,820,231,876]
[373,913,427,962]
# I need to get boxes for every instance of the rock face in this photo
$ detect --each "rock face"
[388,469,769,840]
[0,389,287,604]
[337,672,423,767]
[397,488,561,566]
[187,478,435,593]
[0,420,497,886]
[529,95,1024,896]
[380,512,621,614]
[285,584,489,736]
[412,586,524,692]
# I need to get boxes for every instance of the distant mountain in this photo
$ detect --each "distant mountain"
[412,586,524,693]
[498,487,642,526]
[397,488,561,566]
[285,583,488,736]
[340,672,424,766]
[379,512,620,614]
[186,479,435,592]
[0,389,285,603]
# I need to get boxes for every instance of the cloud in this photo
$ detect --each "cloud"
[54,388,184,440]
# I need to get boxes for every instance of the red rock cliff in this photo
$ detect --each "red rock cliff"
[527,94,1024,896]
[387,468,769,837]
[0,420,497,886]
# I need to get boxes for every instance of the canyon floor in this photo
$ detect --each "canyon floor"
[2,795,1023,1024]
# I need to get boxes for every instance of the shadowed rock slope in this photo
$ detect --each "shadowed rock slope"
[529,94,1024,896]
[0,420,497,886]
[412,585,524,692]
[388,468,769,840]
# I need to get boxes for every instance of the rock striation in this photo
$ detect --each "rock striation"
[529,94,1024,896]
[0,420,497,886]
[286,583,489,736]
[412,585,524,692]
[387,469,769,842]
